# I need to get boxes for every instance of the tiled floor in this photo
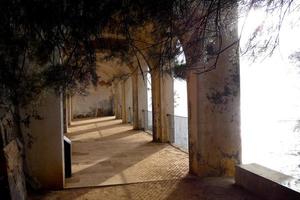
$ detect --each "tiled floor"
[65,117,189,188]
[31,177,261,200]
[29,117,261,200]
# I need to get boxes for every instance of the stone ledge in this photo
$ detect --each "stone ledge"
[235,163,300,200]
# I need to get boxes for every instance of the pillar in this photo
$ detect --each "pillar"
[67,95,72,125]
[62,94,66,133]
[132,70,139,129]
[112,81,119,119]
[62,94,68,133]
[117,81,123,119]
[121,80,127,123]
[186,70,199,174]
[24,91,65,189]
[151,64,174,142]
[183,5,241,177]
[124,77,133,123]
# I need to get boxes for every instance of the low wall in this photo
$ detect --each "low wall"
[235,163,300,200]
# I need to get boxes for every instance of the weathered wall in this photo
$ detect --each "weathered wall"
[181,5,240,177]
[151,62,174,142]
[72,85,113,119]
[23,91,64,189]
[117,82,123,119]
[125,77,133,123]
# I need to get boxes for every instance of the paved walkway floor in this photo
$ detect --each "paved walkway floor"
[30,177,261,200]
[29,117,261,200]
[65,117,189,188]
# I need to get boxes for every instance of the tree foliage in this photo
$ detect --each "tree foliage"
[0,0,297,112]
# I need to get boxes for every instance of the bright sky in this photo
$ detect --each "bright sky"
[147,3,300,177]
[239,2,300,178]
[174,46,188,117]
[174,79,188,117]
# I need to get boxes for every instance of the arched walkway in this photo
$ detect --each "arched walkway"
[65,116,189,188]
[31,119,261,200]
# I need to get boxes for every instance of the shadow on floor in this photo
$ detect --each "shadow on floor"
[30,177,262,200]
[67,141,167,186]
[29,117,261,200]
[67,123,132,138]
[67,119,126,137]
[70,116,116,127]
[65,117,189,188]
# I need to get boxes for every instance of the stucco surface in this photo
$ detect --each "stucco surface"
[24,92,64,189]
[72,85,113,118]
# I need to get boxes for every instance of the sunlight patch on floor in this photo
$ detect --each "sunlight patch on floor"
[65,117,189,188]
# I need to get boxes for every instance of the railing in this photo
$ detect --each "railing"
[141,111,188,150]
[167,114,188,151]
[142,110,153,134]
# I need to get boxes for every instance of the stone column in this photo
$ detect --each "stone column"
[132,70,139,129]
[24,91,65,189]
[151,67,162,141]
[186,70,199,174]
[124,78,133,123]
[183,6,241,177]
[121,80,127,123]
[151,65,174,142]
[117,81,123,119]
[62,94,68,133]
[112,81,120,119]
[67,95,72,125]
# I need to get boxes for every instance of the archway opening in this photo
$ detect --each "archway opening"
[169,42,188,151]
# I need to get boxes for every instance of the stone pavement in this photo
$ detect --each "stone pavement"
[65,117,189,188]
[30,177,261,200]
[29,117,262,200]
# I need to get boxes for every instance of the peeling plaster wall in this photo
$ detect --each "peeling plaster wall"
[72,85,113,119]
